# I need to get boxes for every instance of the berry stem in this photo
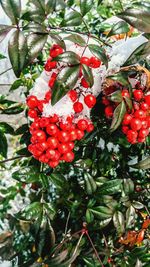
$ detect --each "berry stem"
[86,231,104,266]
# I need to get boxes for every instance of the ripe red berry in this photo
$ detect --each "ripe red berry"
[89,56,101,68]
[137,137,146,143]
[39,154,49,163]
[48,77,56,88]
[46,124,58,136]
[36,141,48,152]
[140,102,149,111]
[39,117,49,128]
[28,109,38,119]
[130,118,142,131]
[102,96,110,106]
[30,121,39,133]
[68,142,74,150]
[76,129,84,140]
[141,120,148,129]
[45,91,51,101]
[73,102,83,113]
[81,77,89,88]
[144,95,150,106]
[133,90,143,101]
[80,57,90,66]
[46,148,57,160]
[70,129,78,141]
[134,109,146,119]
[57,131,70,143]
[122,126,129,134]
[49,114,59,123]
[122,114,132,125]
[27,95,38,109]
[86,123,94,132]
[146,116,150,127]
[126,130,138,143]
[84,94,96,108]
[33,149,43,157]
[44,57,57,71]
[34,130,47,142]
[138,129,149,138]
[37,100,46,112]
[50,44,63,58]
[77,119,88,130]
[121,89,130,98]
[68,90,78,102]
[63,151,75,162]
[48,160,59,168]
[105,105,113,118]
[47,137,59,149]
[58,143,70,154]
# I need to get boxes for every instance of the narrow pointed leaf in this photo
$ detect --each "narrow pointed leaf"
[80,0,93,16]
[27,33,48,63]
[82,64,94,87]
[53,51,80,64]
[110,101,126,132]
[0,0,21,24]
[130,156,150,169]
[88,44,108,67]
[0,131,7,158]
[90,206,113,219]
[107,21,130,37]
[62,11,82,27]
[0,24,13,43]
[64,34,86,46]
[113,211,125,234]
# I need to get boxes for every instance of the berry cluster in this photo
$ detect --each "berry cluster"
[26,44,100,167]
[103,82,150,144]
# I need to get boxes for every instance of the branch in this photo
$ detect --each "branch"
[0,155,27,164]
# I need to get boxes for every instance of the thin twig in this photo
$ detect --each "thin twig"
[64,212,71,237]
[86,232,104,266]
[0,67,12,76]
[0,155,27,164]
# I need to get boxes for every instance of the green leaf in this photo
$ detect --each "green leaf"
[108,90,123,103]
[130,156,150,169]
[82,64,94,87]
[108,72,129,86]
[2,104,24,114]
[84,173,97,195]
[123,179,134,195]
[124,96,132,111]
[107,21,130,37]
[53,51,80,64]
[22,202,43,220]
[44,203,56,220]
[8,30,28,77]
[90,206,113,219]
[15,124,28,135]
[0,0,21,24]
[113,211,125,235]
[0,53,6,59]
[50,33,66,50]
[80,0,93,16]
[10,79,22,91]
[110,101,126,132]
[51,65,80,105]
[64,34,86,46]
[12,167,40,183]
[49,173,67,188]
[99,218,112,229]
[62,11,82,27]
[118,9,150,33]
[98,179,122,195]
[0,131,7,158]
[132,201,144,210]
[88,44,108,67]
[126,205,136,228]
[0,122,14,134]
[0,24,13,43]
[86,209,94,223]
[27,33,48,63]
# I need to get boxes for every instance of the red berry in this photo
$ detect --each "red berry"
[140,102,149,111]
[48,160,59,168]
[60,121,72,131]
[28,144,34,153]
[141,120,148,129]
[70,129,78,141]
[138,129,149,138]
[39,117,49,128]
[146,116,150,127]
[28,109,38,119]
[37,100,46,112]
[48,77,55,88]
[57,131,70,143]
[46,124,58,136]
[144,95,150,106]
[84,94,96,108]
[133,90,143,101]
[36,141,48,152]
[122,89,130,98]
[47,137,59,149]
[122,126,129,134]
[86,123,94,132]
[27,95,38,109]
[130,118,142,131]
[73,102,83,113]
[33,149,43,157]
[134,109,146,119]
[81,77,89,88]
[30,121,39,133]
[44,57,57,71]
[58,143,70,154]
[50,44,63,58]
[46,148,57,160]
[49,114,59,123]
[137,137,146,143]
[105,105,113,118]
[80,57,90,66]
[45,91,51,101]
[76,129,84,140]
[77,119,88,130]
[89,56,101,68]
[30,136,37,144]
[68,90,78,102]
[39,154,49,163]
[68,142,75,150]
[34,130,47,142]
[133,102,140,110]
[102,96,110,106]
[126,129,138,141]
[122,114,132,125]
[63,151,75,162]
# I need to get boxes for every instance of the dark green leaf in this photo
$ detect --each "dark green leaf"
[0,122,14,134]
[80,0,93,16]
[82,64,94,87]
[12,167,40,183]
[22,202,43,220]
[50,33,66,50]
[98,179,122,195]
[86,209,94,223]
[27,33,48,63]
[132,201,144,209]
[118,9,150,33]
[123,41,148,66]
[123,179,134,195]
[53,51,80,64]
[0,0,21,24]
[0,131,7,158]
[124,96,132,110]
[49,173,67,188]
[64,34,86,46]
[113,211,125,234]
[99,218,112,229]
[8,30,28,77]
[15,124,28,135]
[2,104,24,114]
[88,44,108,67]
[84,173,97,195]
[43,203,56,220]
[62,11,82,27]
[126,205,136,228]
[90,206,113,219]
[107,21,130,37]
[108,90,123,103]
[108,72,129,86]
[10,79,22,91]
[0,53,6,59]
[24,22,47,34]
[130,156,150,169]
[51,65,80,105]
[110,101,126,132]
[0,24,13,43]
